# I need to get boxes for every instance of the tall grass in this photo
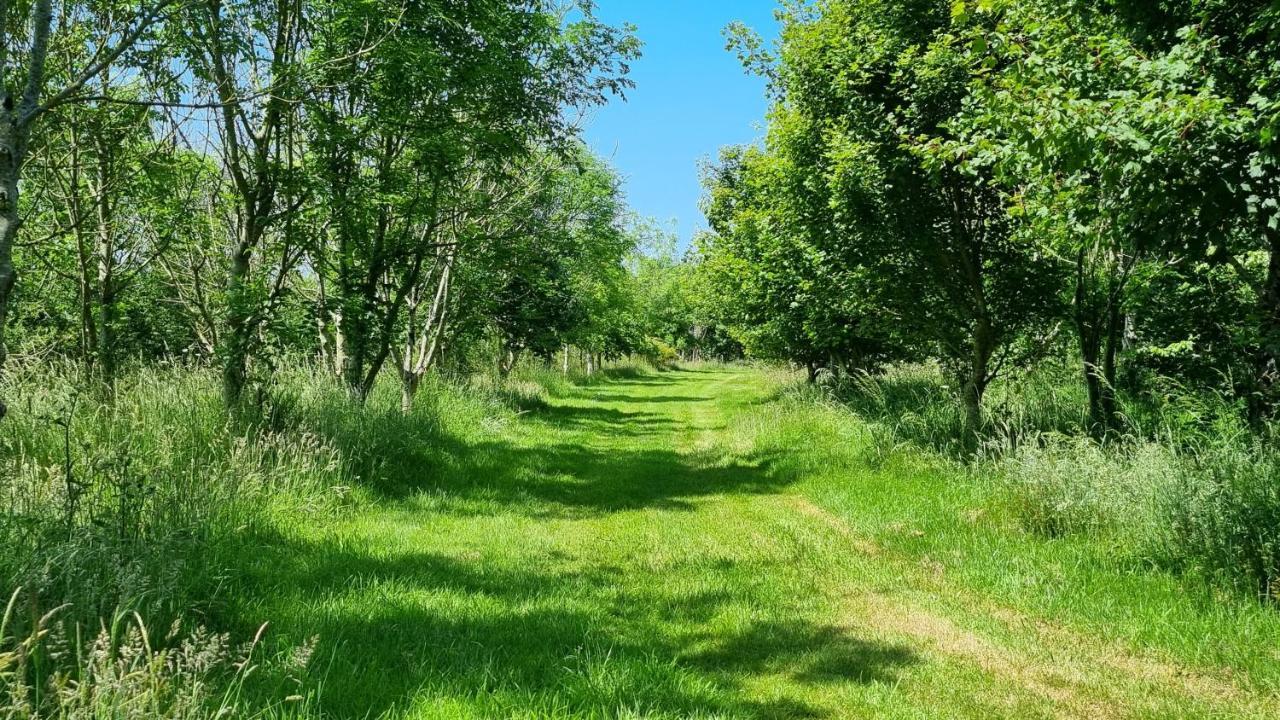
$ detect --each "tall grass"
[0,357,603,715]
[817,362,1280,603]
[0,586,318,719]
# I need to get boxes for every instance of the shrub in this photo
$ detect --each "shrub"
[642,338,680,370]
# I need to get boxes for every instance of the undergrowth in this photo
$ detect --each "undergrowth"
[812,363,1280,603]
[0,358,649,716]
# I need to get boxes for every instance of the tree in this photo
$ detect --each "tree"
[180,0,308,406]
[0,0,175,414]
[714,0,1061,431]
[305,0,636,401]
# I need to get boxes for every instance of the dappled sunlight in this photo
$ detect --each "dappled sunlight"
[220,368,925,718]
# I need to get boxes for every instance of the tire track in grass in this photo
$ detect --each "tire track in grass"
[774,488,1275,719]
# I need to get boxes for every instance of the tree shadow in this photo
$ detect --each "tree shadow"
[227,536,919,719]
[223,369,922,716]
[686,620,918,685]
[572,373,680,388]
[579,393,714,404]
[285,384,790,516]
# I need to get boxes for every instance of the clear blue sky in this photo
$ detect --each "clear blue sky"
[582,1,780,249]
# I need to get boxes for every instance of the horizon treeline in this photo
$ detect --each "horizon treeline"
[0,0,734,414]
[699,0,1280,435]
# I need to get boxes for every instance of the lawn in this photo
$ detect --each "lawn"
[210,366,1280,719]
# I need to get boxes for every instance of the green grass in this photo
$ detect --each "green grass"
[222,366,1280,717]
[5,364,1280,718]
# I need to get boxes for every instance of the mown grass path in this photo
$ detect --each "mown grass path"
[236,368,1279,719]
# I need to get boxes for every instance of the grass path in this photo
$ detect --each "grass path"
[234,368,1279,719]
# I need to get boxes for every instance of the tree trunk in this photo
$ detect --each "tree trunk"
[1074,249,1123,433]
[220,235,255,406]
[0,199,16,371]
[1075,298,1119,433]
[338,291,370,402]
[962,315,996,438]
[1100,294,1122,423]
[0,0,51,373]
[806,360,818,384]
[1256,225,1280,420]
[400,371,419,414]
[0,116,27,372]
[1079,321,1106,430]
[95,167,117,384]
[498,346,518,378]
[562,344,570,376]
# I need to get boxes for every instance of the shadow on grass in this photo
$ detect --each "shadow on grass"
[687,620,917,685]
[229,536,919,719]
[287,381,774,514]
[228,368,919,717]
[579,393,714,404]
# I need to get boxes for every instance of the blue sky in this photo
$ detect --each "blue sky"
[582,1,781,249]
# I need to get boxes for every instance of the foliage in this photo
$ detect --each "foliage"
[702,0,1280,434]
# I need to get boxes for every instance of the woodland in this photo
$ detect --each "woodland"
[1,1,1279,718]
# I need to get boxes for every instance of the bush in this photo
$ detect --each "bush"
[642,338,680,369]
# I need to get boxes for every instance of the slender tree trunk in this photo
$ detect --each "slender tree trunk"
[1100,293,1122,423]
[1080,323,1104,428]
[562,344,570,376]
[962,316,996,438]
[78,252,96,372]
[95,162,117,383]
[0,198,17,371]
[338,286,370,402]
[73,207,98,374]
[221,233,256,406]
[497,343,519,378]
[1077,283,1124,431]
[1075,248,1116,432]
[0,119,27,371]
[0,0,52,373]
[400,372,419,414]
[1077,317,1120,431]
[1256,225,1280,420]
